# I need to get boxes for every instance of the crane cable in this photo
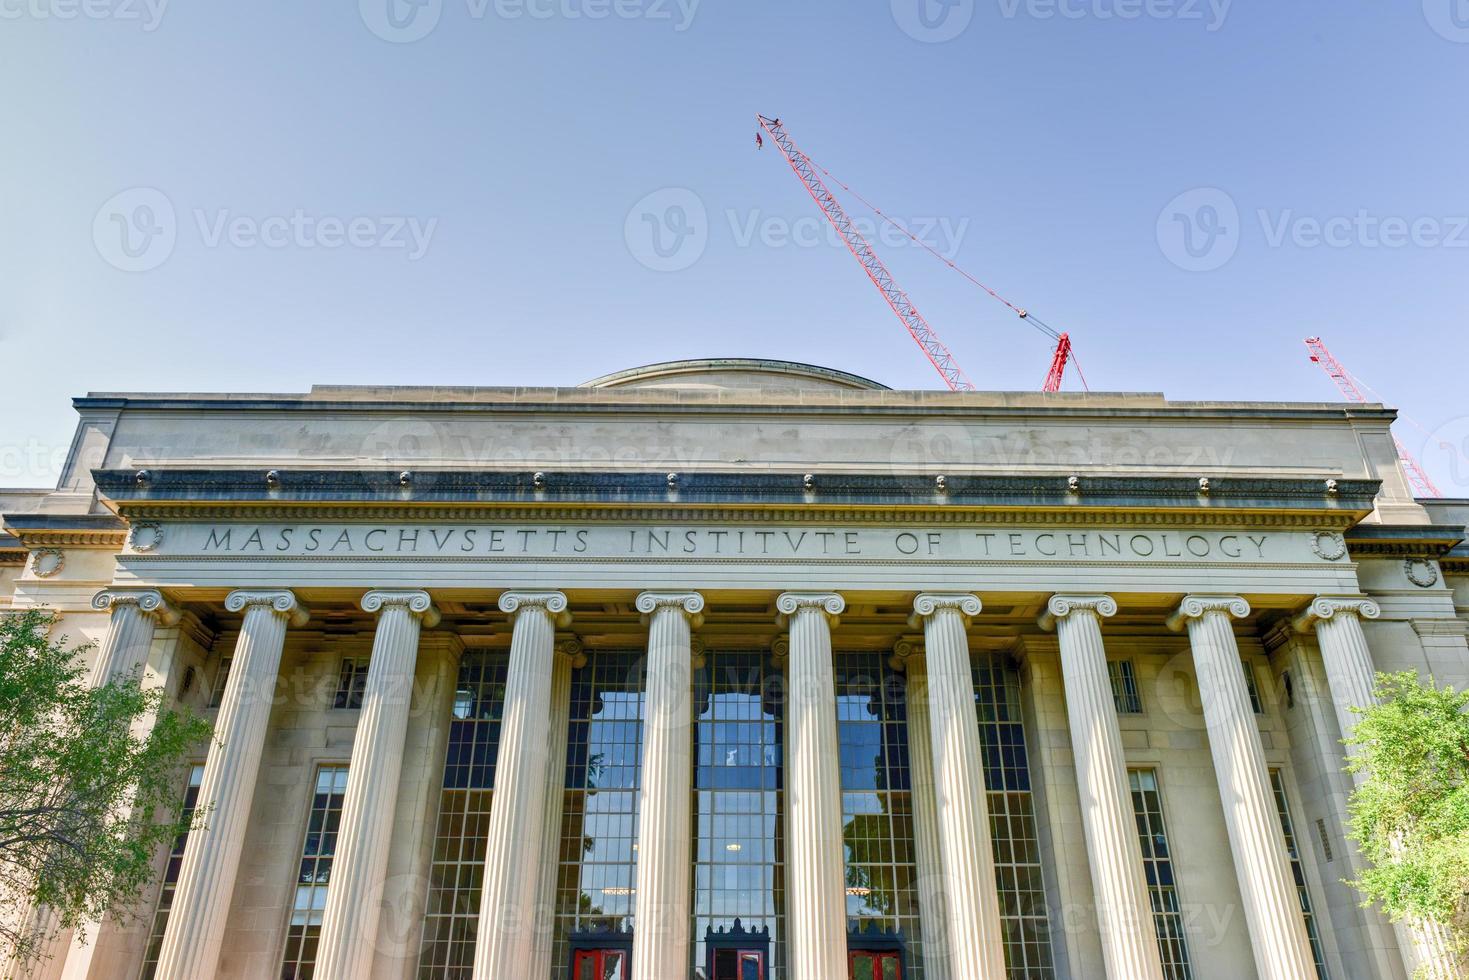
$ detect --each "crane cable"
[807,156,1091,391]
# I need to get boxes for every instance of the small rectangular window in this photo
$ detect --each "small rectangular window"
[1269,770,1330,979]
[1128,768,1195,980]
[140,764,205,980]
[281,764,350,979]
[333,657,370,710]
[1242,660,1263,714]
[1315,818,1334,863]
[1108,660,1143,714]
[209,656,232,708]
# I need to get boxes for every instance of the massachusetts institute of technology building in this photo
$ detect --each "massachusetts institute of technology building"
[2,358,1466,980]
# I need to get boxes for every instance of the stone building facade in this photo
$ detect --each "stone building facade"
[2,358,1466,980]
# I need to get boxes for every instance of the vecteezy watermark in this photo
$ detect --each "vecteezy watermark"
[92,188,438,272]
[1423,0,1469,42]
[624,188,709,273]
[1156,188,1240,272]
[1157,188,1468,271]
[624,187,970,273]
[996,0,1232,30]
[0,0,167,30]
[359,0,699,43]
[891,0,975,42]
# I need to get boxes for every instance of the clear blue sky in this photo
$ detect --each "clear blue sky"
[2,0,1466,491]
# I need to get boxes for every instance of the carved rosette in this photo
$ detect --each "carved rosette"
[1039,594,1117,631]
[775,592,845,627]
[30,548,64,578]
[1291,595,1382,633]
[224,589,311,627]
[127,521,164,553]
[636,591,706,627]
[497,590,572,628]
[909,592,982,628]
[1166,594,1250,632]
[1404,559,1440,589]
[1309,531,1348,562]
[92,587,182,626]
[361,589,441,627]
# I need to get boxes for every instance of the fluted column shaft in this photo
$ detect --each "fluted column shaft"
[89,589,181,686]
[893,645,951,980]
[1295,597,1466,980]
[1043,596,1164,980]
[315,591,440,980]
[528,640,583,980]
[778,592,848,980]
[911,594,1007,980]
[154,590,309,980]
[1169,596,1315,980]
[473,591,569,978]
[632,592,704,979]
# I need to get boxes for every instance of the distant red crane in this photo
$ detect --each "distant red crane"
[1304,336,1442,498]
[757,114,1079,393]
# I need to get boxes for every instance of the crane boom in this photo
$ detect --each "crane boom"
[757,115,976,392]
[1304,336,1442,498]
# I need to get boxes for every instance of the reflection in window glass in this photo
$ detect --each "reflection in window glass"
[418,652,510,978]
[139,764,204,980]
[1107,660,1143,714]
[553,652,645,975]
[282,765,350,979]
[973,655,1056,978]
[1269,770,1329,980]
[834,653,923,977]
[1128,768,1194,979]
[333,656,369,710]
[692,650,784,980]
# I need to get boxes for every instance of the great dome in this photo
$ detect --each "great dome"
[580,358,889,393]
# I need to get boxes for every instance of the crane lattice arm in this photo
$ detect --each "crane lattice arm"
[757,115,976,392]
[1304,336,1442,498]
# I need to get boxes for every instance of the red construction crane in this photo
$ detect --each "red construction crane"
[756,114,1079,393]
[1304,336,1442,498]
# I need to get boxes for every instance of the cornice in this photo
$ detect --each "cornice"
[1,514,129,550]
[1345,524,1465,559]
[92,469,1379,531]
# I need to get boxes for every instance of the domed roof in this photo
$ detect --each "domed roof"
[581,358,889,393]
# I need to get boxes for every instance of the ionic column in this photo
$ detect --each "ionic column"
[1167,595,1316,980]
[890,640,951,980]
[528,638,585,980]
[153,590,310,980]
[314,590,440,980]
[632,592,705,979]
[909,594,1007,980]
[89,588,181,685]
[776,592,848,980]
[1294,596,1466,980]
[473,591,570,977]
[1040,596,1164,980]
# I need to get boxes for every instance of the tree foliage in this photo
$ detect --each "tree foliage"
[1345,671,1469,963]
[0,609,212,963]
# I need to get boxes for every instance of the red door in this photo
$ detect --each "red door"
[573,949,627,980]
[849,950,902,980]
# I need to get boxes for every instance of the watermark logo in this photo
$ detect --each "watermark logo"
[359,0,443,42]
[891,0,975,42]
[0,0,168,30]
[1423,0,1469,42]
[1156,187,1239,272]
[1423,416,1469,495]
[624,188,708,272]
[92,187,177,273]
[996,0,1231,30]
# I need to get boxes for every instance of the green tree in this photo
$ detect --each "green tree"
[1345,671,1469,966]
[0,609,212,964]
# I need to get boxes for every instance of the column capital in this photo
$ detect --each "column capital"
[776,591,845,627]
[1291,595,1381,633]
[361,589,441,627]
[1038,594,1117,631]
[1166,594,1249,632]
[909,592,981,628]
[889,636,925,672]
[555,636,588,668]
[636,591,706,628]
[498,590,571,627]
[91,588,181,626]
[224,589,309,627]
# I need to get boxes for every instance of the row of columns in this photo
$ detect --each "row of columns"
[79,586,1446,980]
